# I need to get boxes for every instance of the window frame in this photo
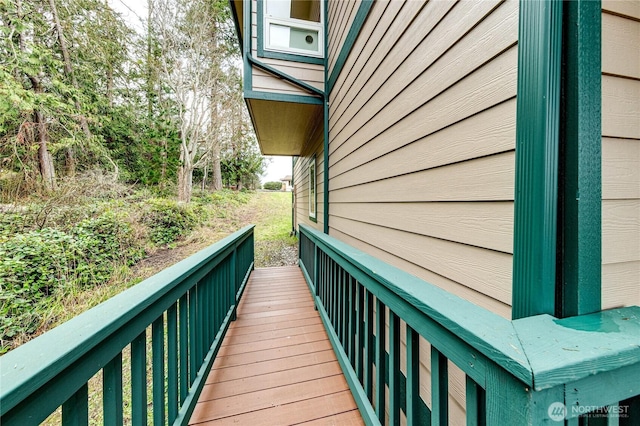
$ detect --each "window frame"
[262,0,324,59]
[308,156,317,222]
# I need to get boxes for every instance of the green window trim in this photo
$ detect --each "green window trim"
[257,0,325,64]
[308,156,317,222]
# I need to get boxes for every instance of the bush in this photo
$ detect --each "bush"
[72,211,145,283]
[142,199,200,245]
[263,181,283,191]
[0,228,80,346]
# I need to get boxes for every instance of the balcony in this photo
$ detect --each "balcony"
[1,225,639,425]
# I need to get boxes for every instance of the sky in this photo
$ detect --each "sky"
[108,0,292,185]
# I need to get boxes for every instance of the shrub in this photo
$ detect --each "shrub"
[0,228,80,346]
[263,181,283,191]
[142,199,200,245]
[72,211,145,283]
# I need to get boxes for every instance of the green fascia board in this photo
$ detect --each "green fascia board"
[298,224,532,385]
[247,55,324,97]
[0,225,255,416]
[513,306,640,391]
[512,0,563,319]
[327,0,374,93]
[244,90,323,105]
[558,0,602,317]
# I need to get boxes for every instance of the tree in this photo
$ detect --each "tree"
[152,0,239,203]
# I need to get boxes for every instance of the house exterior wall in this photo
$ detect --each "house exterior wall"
[601,1,640,308]
[327,0,518,320]
[327,0,360,76]
[293,117,324,232]
[250,0,325,95]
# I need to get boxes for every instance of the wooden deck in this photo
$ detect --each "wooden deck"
[188,266,364,425]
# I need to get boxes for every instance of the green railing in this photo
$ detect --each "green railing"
[298,224,640,425]
[1,225,255,425]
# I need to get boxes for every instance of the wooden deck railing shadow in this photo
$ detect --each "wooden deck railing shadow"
[298,224,640,425]
[0,225,255,425]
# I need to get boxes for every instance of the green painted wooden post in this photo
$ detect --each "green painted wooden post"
[189,287,198,384]
[179,294,189,404]
[103,353,123,426]
[375,299,386,423]
[557,0,602,318]
[167,303,179,423]
[152,316,165,425]
[131,331,147,426]
[356,282,365,382]
[62,384,88,426]
[406,325,420,425]
[364,290,374,400]
[466,376,486,426]
[431,347,448,425]
[389,311,401,426]
[348,276,355,364]
[231,248,238,321]
[512,0,564,319]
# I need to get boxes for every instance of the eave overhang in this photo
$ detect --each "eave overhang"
[229,0,325,156]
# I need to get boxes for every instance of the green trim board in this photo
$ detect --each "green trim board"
[244,90,323,105]
[256,0,324,65]
[512,0,563,320]
[247,55,324,97]
[323,0,329,234]
[556,0,602,318]
[327,0,374,94]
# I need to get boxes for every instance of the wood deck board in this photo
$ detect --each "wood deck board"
[189,266,363,425]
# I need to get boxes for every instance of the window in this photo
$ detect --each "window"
[308,157,316,220]
[264,0,323,58]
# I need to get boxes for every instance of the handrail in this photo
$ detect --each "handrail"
[298,224,640,424]
[1,225,255,425]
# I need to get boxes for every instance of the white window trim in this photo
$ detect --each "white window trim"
[263,2,324,58]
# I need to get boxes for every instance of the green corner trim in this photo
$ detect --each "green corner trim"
[242,0,252,93]
[557,0,602,318]
[327,0,374,94]
[512,0,563,320]
[323,0,329,234]
[256,0,324,65]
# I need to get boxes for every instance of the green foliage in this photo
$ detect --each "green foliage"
[0,212,144,350]
[142,199,202,245]
[262,181,283,191]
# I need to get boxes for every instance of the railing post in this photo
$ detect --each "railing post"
[62,384,88,426]
[313,243,319,310]
[231,245,238,321]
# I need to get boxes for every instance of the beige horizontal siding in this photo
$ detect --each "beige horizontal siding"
[601,6,640,309]
[293,134,324,233]
[325,0,518,320]
[328,0,360,77]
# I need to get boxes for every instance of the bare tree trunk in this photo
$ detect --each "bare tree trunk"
[36,110,56,190]
[15,0,55,190]
[178,146,193,203]
[212,145,222,191]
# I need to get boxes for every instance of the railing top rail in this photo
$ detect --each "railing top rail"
[0,224,255,414]
[299,224,640,390]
